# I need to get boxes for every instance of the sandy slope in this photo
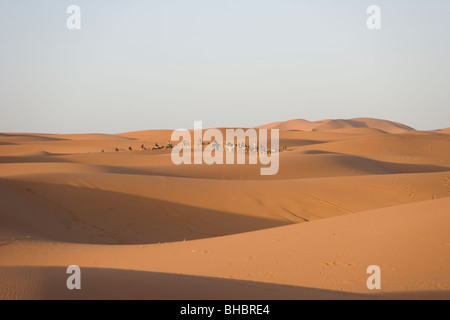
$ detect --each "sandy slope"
[1,171,449,244]
[434,128,450,135]
[292,132,450,167]
[1,198,449,300]
[0,118,449,299]
[257,118,415,133]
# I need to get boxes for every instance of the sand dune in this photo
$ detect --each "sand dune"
[257,119,319,132]
[1,170,449,244]
[2,152,445,180]
[0,266,379,300]
[0,119,449,300]
[293,131,450,166]
[1,198,449,300]
[257,118,415,134]
[435,128,450,135]
[350,118,416,133]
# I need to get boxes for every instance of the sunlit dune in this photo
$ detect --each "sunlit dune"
[256,117,415,134]
[0,118,449,299]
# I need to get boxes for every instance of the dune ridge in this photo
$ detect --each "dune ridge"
[0,118,449,299]
[1,198,449,300]
[257,117,415,133]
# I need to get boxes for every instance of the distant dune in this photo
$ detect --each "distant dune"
[434,128,450,134]
[257,118,415,134]
[0,118,449,300]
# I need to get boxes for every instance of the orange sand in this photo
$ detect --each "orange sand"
[0,118,449,300]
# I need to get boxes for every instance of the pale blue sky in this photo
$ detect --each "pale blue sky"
[0,0,449,133]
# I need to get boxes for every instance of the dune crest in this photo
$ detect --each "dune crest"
[257,117,415,134]
[0,118,449,300]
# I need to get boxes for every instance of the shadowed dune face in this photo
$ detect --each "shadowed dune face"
[3,153,448,180]
[1,169,449,244]
[0,179,289,244]
[291,132,450,166]
[0,119,449,299]
[1,135,448,180]
[0,266,379,300]
[1,266,448,300]
[1,197,449,300]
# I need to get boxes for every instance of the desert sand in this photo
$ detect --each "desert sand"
[0,118,449,300]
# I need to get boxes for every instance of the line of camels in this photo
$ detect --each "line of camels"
[104,141,288,154]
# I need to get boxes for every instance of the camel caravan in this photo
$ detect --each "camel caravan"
[105,139,288,155]
[177,139,284,156]
[170,122,282,176]
[104,141,175,153]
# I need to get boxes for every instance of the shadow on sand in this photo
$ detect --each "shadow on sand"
[1,266,448,300]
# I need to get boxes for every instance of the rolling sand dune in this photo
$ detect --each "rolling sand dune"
[0,118,449,300]
[0,266,377,300]
[350,118,416,134]
[257,119,319,132]
[292,132,450,166]
[434,128,450,135]
[1,170,449,244]
[1,198,449,300]
[257,118,415,134]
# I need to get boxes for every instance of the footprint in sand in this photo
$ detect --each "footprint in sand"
[444,178,450,192]
[405,186,417,198]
